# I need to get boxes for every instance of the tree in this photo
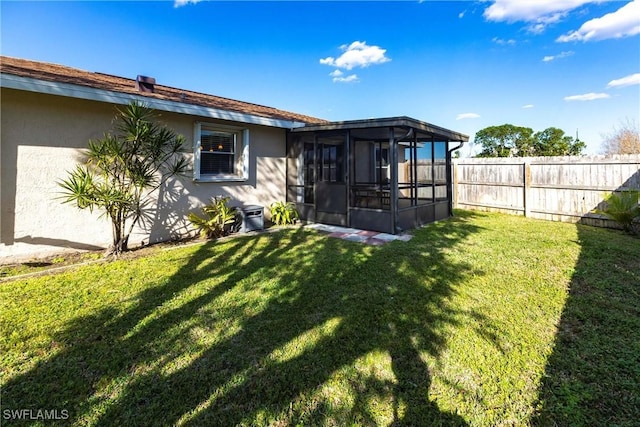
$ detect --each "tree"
[601,118,640,155]
[532,127,585,156]
[474,124,585,157]
[474,124,534,157]
[58,102,190,256]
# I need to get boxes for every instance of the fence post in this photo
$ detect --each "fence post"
[523,160,531,217]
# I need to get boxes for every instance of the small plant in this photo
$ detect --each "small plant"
[595,190,640,234]
[188,196,238,239]
[270,201,299,226]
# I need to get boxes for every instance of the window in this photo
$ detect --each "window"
[318,143,343,182]
[201,130,235,174]
[194,123,249,181]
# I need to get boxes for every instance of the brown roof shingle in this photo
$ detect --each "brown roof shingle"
[0,56,327,125]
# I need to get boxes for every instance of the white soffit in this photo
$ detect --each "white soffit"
[0,73,307,129]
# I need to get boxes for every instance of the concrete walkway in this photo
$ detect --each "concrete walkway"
[305,223,413,246]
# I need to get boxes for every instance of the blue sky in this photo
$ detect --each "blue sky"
[2,1,639,156]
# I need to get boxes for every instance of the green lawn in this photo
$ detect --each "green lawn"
[1,210,638,426]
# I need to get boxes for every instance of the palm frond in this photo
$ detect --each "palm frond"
[57,166,97,211]
[596,190,640,233]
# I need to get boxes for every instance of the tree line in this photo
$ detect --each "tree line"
[473,124,585,157]
[472,120,639,157]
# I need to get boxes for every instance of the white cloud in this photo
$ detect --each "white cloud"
[606,73,640,88]
[564,92,611,101]
[484,0,594,33]
[542,50,574,62]
[333,74,359,83]
[528,23,548,35]
[484,0,592,22]
[174,0,202,7]
[557,0,640,42]
[492,37,516,45]
[329,69,359,83]
[522,104,534,109]
[456,113,481,120]
[320,57,335,66]
[319,41,390,70]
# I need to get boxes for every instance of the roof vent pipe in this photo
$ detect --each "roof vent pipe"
[135,75,156,93]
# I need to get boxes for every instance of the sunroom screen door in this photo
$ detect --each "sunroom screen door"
[315,135,347,226]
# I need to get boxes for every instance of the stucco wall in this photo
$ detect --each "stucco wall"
[1,88,286,261]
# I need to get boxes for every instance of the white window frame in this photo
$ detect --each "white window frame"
[193,122,249,182]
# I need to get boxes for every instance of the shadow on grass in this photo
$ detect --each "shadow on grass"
[4,211,486,425]
[532,225,640,425]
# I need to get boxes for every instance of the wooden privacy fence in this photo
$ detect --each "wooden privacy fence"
[452,155,640,228]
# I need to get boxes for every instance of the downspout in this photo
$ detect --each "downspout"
[447,140,465,217]
[390,127,414,234]
[448,140,464,154]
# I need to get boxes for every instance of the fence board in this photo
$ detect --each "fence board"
[453,155,640,229]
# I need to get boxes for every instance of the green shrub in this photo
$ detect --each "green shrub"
[270,201,299,226]
[596,190,640,234]
[188,196,238,239]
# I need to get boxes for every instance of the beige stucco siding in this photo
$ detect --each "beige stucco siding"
[1,88,286,260]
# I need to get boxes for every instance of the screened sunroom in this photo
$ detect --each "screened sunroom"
[286,117,469,234]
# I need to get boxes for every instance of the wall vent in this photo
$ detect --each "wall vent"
[135,75,156,93]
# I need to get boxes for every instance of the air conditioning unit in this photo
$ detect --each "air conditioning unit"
[237,205,264,232]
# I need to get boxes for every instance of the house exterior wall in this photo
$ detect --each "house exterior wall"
[1,88,286,260]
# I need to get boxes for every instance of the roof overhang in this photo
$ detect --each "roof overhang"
[293,116,469,142]
[0,73,308,129]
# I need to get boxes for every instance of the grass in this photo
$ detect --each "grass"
[0,252,103,279]
[1,210,638,426]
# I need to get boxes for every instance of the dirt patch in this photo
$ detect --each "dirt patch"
[0,225,286,282]
[0,237,203,281]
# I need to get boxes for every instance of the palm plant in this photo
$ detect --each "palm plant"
[58,102,190,256]
[596,190,640,234]
[187,196,238,239]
